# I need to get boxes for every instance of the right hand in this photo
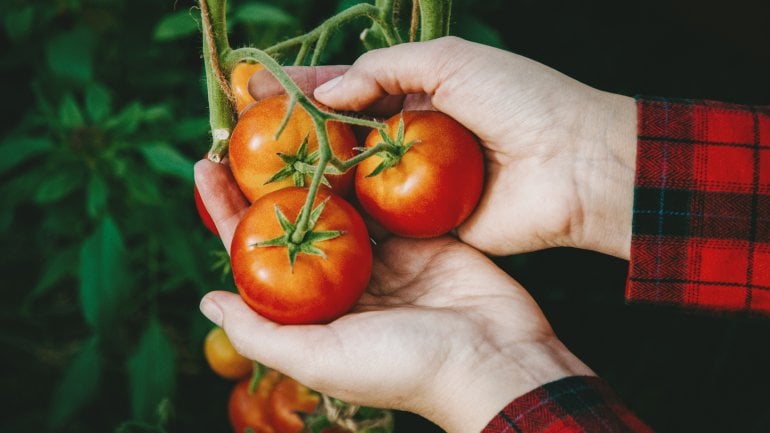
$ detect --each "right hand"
[250,36,638,259]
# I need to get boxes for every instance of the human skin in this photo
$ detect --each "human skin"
[196,36,638,432]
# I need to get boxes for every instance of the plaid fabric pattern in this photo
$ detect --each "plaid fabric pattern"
[627,97,770,314]
[482,376,653,433]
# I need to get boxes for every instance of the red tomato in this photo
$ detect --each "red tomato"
[229,372,277,433]
[230,62,263,116]
[229,95,358,203]
[194,186,219,235]
[230,187,371,325]
[229,370,319,433]
[355,111,484,238]
[268,374,320,433]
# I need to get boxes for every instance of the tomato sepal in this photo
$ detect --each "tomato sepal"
[254,199,344,269]
[263,135,337,189]
[367,115,420,177]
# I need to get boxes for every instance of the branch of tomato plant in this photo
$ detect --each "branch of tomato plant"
[418,0,452,41]
[263,2,400,66]
[361,0,402,50]
[200,0,235,163]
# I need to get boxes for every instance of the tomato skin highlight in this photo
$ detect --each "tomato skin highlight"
[229,95,358,203]
[355,111,485,238]
[231,62,264,116]
[203,327,252,380]
[194,186,219,235]
[230,187,372,325]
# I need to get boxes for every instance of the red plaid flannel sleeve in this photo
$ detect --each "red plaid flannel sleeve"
[627,97,770,314]
[482,376,653,433]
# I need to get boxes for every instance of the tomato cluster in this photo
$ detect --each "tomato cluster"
[195,66,485,325]
[203,327,321,433]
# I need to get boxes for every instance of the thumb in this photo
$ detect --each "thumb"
[199,291,334,388]
[313,37,466,113]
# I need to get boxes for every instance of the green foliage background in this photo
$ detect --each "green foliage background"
[1,0,769,432]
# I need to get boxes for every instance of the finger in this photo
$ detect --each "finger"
[194,160,249,254]
[249,66,407,117]
[200,291,339,389]
[248,65,350,100]
[313,37,465,112]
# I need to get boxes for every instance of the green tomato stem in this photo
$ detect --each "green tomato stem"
[331,142,388,172]
[264,3,395,59]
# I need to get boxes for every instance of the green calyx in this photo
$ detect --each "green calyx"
[367,115,419,177]
[254,197,344,270]
[264,135,342,188]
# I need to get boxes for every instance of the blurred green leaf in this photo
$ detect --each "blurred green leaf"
[34,168,84,203]
[142,104,173,123]
[105,102,144,135]
[60,93,86,129]
[49,336,102,428]
[0,136,53,175]
[126,172,162,204]
[28,244,79,302]
[172,117,210,142]
[140,142,194,182]
[234,2,298,27]
[4,6,34,41]
[86,175,108,218]
[127,318,177,422]
[46,26,94,82]
[153,10,200,41]
[115,423,164,433]
[85,84,112,124]
[79,216,130,332]
[454,15,504,48]
[159,224,204,291]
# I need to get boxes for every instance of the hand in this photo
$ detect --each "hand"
[249,36,638,259]
[194,160,593,433]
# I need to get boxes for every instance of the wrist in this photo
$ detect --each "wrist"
[424,337,594,433]
[574,91,637,259]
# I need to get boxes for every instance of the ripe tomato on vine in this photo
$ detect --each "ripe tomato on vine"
[229,369,319,433]
[355,111,484,238]
[230,187,372,325]
[229,95,358,203]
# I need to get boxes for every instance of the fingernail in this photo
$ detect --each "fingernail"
[315,76,343,94]
[200,296,223,326]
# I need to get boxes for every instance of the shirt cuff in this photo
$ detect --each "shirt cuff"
[481,376,652,433]
[626,97,770,315]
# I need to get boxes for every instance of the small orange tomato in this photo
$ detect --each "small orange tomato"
[231,62,264,115]
[203,327,253,380]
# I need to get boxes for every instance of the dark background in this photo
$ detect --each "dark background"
[1,0,769,432]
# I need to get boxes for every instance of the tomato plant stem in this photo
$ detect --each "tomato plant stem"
[418,0,451,41]
[200,0,235,162]
[331,143,388,172]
